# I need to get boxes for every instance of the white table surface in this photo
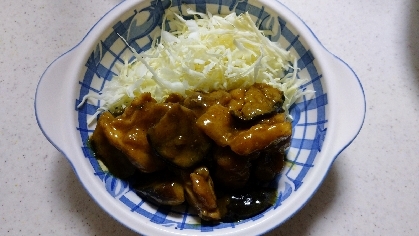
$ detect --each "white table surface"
[1,0,418,235]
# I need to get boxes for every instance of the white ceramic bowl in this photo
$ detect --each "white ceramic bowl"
[35,0,365,235]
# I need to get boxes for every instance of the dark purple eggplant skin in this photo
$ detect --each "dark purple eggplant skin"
[218,187,277,222]
[229,83,284,122]
[131,171,185,206]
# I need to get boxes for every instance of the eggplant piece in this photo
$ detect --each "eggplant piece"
[184,167,221,221]
[89,113,136,179]
[229,83,284,121]
[253,130,291,182]
[147,104,212,169]
[213,147,250,189]
[132,171,185,206]
[253,150,286,182]
[228,113,292,156]
[218,188,277,222]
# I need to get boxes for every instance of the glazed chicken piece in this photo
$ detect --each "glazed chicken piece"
[89,116,136,179]
[147,103,212,169]
[196,104,292,156]
[184,167,221,221]
[183,90,232,117]
[98,93,167,173]
[229,113,292,155]
[196,104,233,147]
[91,83,292,222]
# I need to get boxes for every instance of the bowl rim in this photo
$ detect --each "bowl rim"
[35,0,366,235]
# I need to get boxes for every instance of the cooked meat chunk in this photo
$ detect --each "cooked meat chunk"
[89,116,136,179]
[184,167,221,221]
[164,93,185,103]
[147,104,212,169]
[197,105,292,156]
[196,104,235,147]
[98,93,167,173]
[90,83,293,222]
[228,113,292,155]
[184,90,232,117]
[229,83,283,121]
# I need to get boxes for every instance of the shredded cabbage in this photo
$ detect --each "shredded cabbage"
[80,10,311,123]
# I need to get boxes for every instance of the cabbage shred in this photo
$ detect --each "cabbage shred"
[81,10,309,122]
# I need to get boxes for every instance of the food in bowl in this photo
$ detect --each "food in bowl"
[90,85,291,221]
[36,0,365,234]
[84,10,308,222]
[80,10,308,122]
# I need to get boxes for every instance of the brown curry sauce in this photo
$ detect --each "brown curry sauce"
[89,83,291,222]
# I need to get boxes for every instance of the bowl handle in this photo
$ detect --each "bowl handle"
[35,49,79,155]
[322,51,366,159]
